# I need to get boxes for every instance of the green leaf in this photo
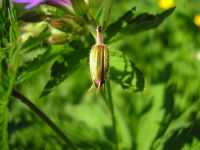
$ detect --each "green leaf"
[20,25,50,52]
[16,44,68,84]
[163,120,200,150]
[105,7,136,42]
[0,0,17,45]
[71,0,89,16]
[109,49,145,92]
[0,1,18,149]
[40,40,88,97]
[120,7,175,34]
[8,3,18,43]
[136,84,165,150]
[0,0,9,43]
[64,103,113,149]
[95,0,112,30]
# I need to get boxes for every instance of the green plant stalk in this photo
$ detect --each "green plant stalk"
[12,90,79,150]
[0,103,9,150]
[102,80,119,150]
[0,48,20,150]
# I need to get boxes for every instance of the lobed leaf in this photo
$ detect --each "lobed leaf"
[95,0,112,31]
[71,0,89,16]
[15,42,73,84]
[120,7,176,34]
[109,49,145,92]
[105,7,136,42]
[20,25,50,53]
[40,39,89,97]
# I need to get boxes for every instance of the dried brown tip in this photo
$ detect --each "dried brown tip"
[96,26,103,44]
[97,26,102,33]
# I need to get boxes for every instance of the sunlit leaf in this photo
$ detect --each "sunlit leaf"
[20,25,50,53]
[95,0,112,30]
[120,7,175,34]
[105,7,136,42]
[110,49,145,92]
[40,39,89,97]
[71,0,89,16]
[16,42,74,84]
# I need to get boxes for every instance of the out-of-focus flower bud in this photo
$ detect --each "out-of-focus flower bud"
[89,26,109,94]
[45,18,75,33]
[48,34,70,44]
[12,0,71,9]
[19,11,45,23]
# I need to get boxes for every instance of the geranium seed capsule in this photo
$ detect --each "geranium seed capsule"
[89,26,109,94]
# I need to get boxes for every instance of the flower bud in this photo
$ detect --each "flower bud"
[89,26,109,94]
[45,18,74,33]
[19,11,45,23]
[48,34,70,44]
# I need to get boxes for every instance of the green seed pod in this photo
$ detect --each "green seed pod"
[89,26,109,94]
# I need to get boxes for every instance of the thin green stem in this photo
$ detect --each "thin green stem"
[12,90,79,150]
[102,80,119,150]
[0,103,9,150]
[0,46,19,150]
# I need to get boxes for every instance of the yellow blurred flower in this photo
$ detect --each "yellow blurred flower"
[158,0,174,10]
[194,14,200,27]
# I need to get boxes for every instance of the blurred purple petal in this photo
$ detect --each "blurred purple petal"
[12,0,34,3]
[12,0,71,9]
[25,0,44,9]
[47,0,71,5]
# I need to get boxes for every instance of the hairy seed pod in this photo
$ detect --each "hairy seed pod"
[89,26,109,94]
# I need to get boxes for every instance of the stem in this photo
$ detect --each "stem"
[102,80,119,150]
[96,26,103,45]
[12,90,79,150]
[0,103,9,150]
[0,47,19,150]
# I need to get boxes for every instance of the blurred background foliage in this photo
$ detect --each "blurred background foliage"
[0,0,200,150]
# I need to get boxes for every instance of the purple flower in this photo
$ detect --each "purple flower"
[12,0,71,9]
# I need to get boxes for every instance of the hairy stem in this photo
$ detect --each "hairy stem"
[0,49,20,150]
[12,90,79,150]
[0,103,9,150]
[102,80,119,150]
